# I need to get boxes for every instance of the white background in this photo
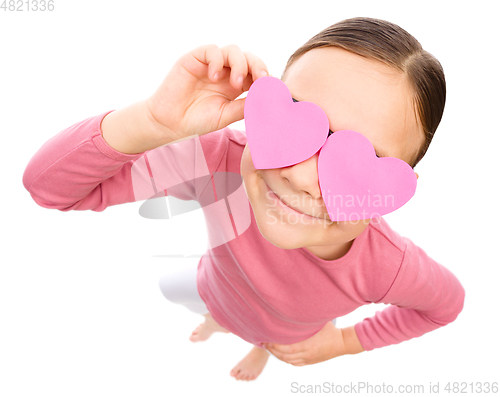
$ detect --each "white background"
[2,0,499,395]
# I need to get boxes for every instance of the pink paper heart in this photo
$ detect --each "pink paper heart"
[318,130,417,221]
[244,76,329,169]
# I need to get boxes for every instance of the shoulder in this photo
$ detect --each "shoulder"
[199,126,247,153]
[366,216,407,253]
[356,217,409,302]
[198,126,247,174]
[367,218,432,264]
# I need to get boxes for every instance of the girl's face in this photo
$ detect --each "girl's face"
[240,47,422,260]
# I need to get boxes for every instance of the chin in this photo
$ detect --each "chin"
[253,211,311,250]
[260,229,304,250]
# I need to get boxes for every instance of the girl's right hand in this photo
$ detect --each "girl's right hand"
[145,44,269,142]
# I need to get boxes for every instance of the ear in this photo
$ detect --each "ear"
[415,172,419,180]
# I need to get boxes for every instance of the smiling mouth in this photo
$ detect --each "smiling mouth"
[279,195,315,217]
[264,181,329,221]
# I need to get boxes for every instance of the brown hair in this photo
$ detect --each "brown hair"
[281,17,446,168]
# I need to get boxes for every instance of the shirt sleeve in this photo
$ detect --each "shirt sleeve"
[22,110,227,212]
[354,236,466,351]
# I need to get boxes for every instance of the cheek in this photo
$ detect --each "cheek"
[240,146,260,201]
[240,144,256,176]
[336,218,371,237]
[241,146,261,190]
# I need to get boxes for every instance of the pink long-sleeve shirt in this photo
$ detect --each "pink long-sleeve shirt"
[23,110,465,351]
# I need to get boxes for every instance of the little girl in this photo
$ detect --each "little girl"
[23,17,465,382]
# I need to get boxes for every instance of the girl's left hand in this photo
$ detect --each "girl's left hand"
[263,321,346,366]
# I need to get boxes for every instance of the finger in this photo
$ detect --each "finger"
[218,96,245,127]
[268,343,301,355]
[280,355,306,366]
[190,44,225,83]
[243,50,269,83]
[220,44,249,90]
[285,357,305,366]
[266,346,284,361]
[267,346,304,363]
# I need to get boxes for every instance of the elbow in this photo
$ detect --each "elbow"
[439,283,466,326]
[22,165,36,195]
[23,184,84,212]
[425,283,466,328]
[23,173,98,212]
[453,283,466,322]
[22,166,55,210]
[441,269,467,326]
[27,195,73,211]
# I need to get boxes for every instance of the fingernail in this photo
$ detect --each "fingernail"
[261,70,268,77]
[213,72,219,81]
[237,75,244,86]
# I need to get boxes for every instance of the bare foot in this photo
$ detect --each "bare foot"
[189,313,230,342]
[230,346,270,381]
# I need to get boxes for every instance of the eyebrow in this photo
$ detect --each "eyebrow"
[292,97,387,158]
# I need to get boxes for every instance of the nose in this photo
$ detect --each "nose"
[279,151,323,200]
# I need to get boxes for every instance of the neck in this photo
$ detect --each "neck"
[304,239,354,261]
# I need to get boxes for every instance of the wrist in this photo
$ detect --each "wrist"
[101,100,176,155]
[341,326,365,355]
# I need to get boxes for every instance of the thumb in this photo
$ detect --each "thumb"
[218,96,246,128]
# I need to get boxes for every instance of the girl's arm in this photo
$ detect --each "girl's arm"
[23,44,269,211]
[265,232,465,365]
[23,109,142,211]
[353,237,466,352]
[22,109,221,212]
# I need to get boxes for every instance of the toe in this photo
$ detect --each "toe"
[190,326,200,336]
